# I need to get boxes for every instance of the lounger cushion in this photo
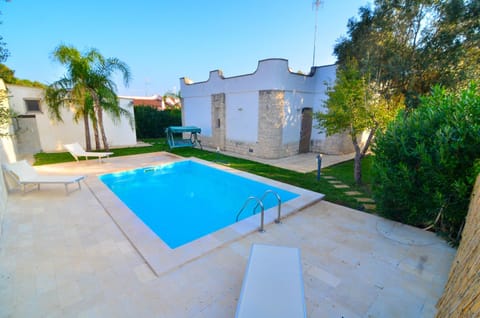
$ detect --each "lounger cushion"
[236,244,306,318]
[2,160,85,192]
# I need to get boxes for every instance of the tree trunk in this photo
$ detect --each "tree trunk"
[351,126,378,185]
[97,106,109,151]
[92,116,100,150]
[351,128,363,185]
[354,151,362,185]
[91,92,109,151]
[83,112,92,151]
[352,140,363,185]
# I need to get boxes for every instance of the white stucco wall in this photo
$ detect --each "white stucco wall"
[226,92,258,142]
[182,96,211,137]
[6,84,136,152]
[103,98,137,147]
[310,64,337,141]
[282,90,317,144]
[180,59,340,156]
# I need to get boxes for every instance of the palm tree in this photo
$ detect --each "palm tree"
[86,57,131,150]
[45,45,131,151]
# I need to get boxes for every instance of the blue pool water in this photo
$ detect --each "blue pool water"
[99,160,299,248]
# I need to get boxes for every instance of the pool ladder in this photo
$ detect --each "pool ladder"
[235,190,282,232]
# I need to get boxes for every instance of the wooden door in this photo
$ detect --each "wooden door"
[299,108,312,153]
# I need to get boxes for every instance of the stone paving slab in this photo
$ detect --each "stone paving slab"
[0,153,456,317]
[328,180,343,184]
[356,197,376,203]
[345,191,363,196]
[333,184,350,189]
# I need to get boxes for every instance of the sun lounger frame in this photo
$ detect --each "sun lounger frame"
[64,142,113,162]
[2,160,85,195]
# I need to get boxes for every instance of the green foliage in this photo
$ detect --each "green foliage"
[372,83,480,243]
[0,36,9,63]
[0,64,45,88]
[46,44,131,151]
[315,59,402,184]
[0,88,11,136]
[0,106,9,136]
[335,0,480,107]
[315,59,369,137]
[134,106,181,138]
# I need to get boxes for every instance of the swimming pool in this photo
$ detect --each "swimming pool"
[99,160,299,248]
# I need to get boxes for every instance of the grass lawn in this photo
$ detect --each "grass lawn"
[34,138,374,212]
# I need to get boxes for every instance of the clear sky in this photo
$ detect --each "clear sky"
[2,0,370,96]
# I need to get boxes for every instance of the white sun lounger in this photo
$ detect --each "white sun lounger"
[2,160,85,194]
[64,142,113,162]
[235,244,306,318]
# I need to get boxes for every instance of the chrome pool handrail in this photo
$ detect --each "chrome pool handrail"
[235,196,265,232]
[255,190,282,224]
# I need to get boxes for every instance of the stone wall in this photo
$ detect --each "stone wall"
[435,174,480,317]
[211,93,226,150]
[311,133,355,155]
[256,90,284,158]
[180,59,339,159]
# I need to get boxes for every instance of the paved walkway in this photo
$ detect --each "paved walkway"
[0,153,455,317]
[204,147,355,173]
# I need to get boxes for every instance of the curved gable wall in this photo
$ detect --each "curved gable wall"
[180,59,338,158]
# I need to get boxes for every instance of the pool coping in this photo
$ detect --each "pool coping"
[86,155,324,276]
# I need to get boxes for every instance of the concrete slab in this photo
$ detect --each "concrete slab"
[0,153,455,317]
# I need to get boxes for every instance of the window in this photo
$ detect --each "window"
[25,99,41,112]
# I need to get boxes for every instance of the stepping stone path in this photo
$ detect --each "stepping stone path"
[323,175,376,212]
[345,191,362,196]
[355,197,375,203]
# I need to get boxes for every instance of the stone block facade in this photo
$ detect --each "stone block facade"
[181,59,343,159]
[211,93,226,150]
[311,133,355,155]
[256,90,285,158]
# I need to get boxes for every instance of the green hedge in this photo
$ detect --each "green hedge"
[134,106,181,138]
[372,83,480,243]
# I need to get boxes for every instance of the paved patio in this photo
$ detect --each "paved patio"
[0,153,456,317]
[204,147,356,172]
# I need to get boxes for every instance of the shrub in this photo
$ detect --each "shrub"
[372,83,480,243]
[134,106,181,139]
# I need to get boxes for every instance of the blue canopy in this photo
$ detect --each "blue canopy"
[165,126,201,134]
[165,126,202,149]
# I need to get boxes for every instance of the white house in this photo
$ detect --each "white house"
[1,80,137,158]
[180,58,354,159]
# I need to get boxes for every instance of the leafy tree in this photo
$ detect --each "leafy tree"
[334,0,479,108]
[45,45,131,151]
[0,88,10,136]
[372,82,480,243]
[0,35,8,63]
[0,63,13,81]
[0,0,10,63]
[423,0,480,90]
[315,59,403,184]
[0,64,45,87]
